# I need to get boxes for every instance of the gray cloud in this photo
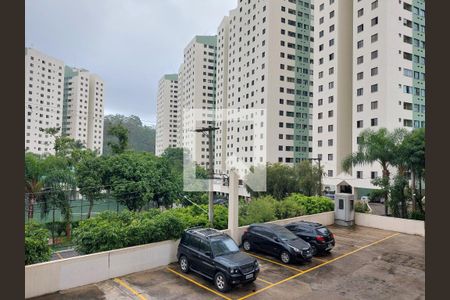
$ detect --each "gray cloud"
[25,0,236,125]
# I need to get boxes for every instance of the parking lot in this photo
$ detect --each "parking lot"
[32,225,425,300]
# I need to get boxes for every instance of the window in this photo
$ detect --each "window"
[371,67,378,76]
[403,68,413,77]
[328,96,334,103]
[328,170,334,177]
[357,8,364,17]
[357,120,363,128]
[357,72,364,80]
[328,154,333,161]
[404,35,413,44]
[329,24,335,32]
[357,104,363,112]
[330,10,335,18]
[318,126,323,133]
[404,2,412,12]
[404,119,413,127]
[371,84,378,93]
[371,118,378,126]
[357,171,363,179]
[357,88,364,96]
[371,0,378,10]
[328,125,334,132]
[328,110,334,117]
[328,139,333,146]
[329,53,335,60]
[403,52,413,61]
[357,24,364,33]
[371,17,378,26]
[318,140,323,147]
[318,112,323,119]
[371,171,378,179]
[329,39,335,46]
[371,33,378,43]
[371,50,378,59]
[339,199,344,209]
[357,40,364,49]
[371,101,378,110]
[357,56,364,64]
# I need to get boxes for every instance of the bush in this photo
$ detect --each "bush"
[355,201,370,213]
[72,205,228,254]
[25,222,51,265]
[284,194,334,214]
[275,197,306,219]
[44,221,66,237]
[240,196,277,226]
[409,211,425,220]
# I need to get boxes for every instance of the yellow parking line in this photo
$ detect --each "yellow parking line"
[238,233,400,300]
[312,257,327,263]
[166,268,232,300]
[256,277,274,285]
[246,252,305,273]
[113,278,147,300]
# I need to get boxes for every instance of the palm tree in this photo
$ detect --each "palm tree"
[342,128,408,216]
[25,153,45,221]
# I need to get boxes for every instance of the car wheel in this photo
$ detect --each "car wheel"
[243,240,251,251]
[310,244,318,256]
[214,272,230,293]
[280,251,291,264]
[179,255,189,273]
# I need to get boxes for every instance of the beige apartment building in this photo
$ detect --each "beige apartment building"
[155,74,179,156]
[314,0,426,194]
[25,48,105,155]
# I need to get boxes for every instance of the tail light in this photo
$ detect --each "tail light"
[316,235,325,243]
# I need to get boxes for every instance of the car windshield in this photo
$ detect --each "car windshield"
[210,238,240,256]
[274,227,299,241]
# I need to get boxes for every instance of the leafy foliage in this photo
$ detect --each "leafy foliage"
[355,202,370,213]
[103,115,155,155]
[25,222,51,265]
[107,123,129,155]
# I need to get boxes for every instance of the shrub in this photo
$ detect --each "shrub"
[409,211,425,220]
[355,201,370,213]
[44,221,66,237]
[275,197,306,219]
[284,194,334,214]
[240,196,277,226]
[25,222,51,265]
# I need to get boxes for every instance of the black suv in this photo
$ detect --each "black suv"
[285,221,335,255]
[177,227,259,292]
[241,223,313,264]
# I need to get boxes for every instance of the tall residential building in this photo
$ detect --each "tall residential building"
[63,67,105,154]
[214,0,315,177]
[178,36,217,168]
[314,0,426,194]
[313,0,353,186]
[25,48,65,155]
[25,48,105,155]
[155,74,180,156]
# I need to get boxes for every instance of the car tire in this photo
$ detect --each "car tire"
[280,251,291,264]
[214,271,230,293]
[179,255,190,273]
[242,240,251,251]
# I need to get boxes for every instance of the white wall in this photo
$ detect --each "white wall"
[25,211,334,298]
[355,212,425,236]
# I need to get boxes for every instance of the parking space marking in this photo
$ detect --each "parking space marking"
[166,267,232,300]
[238,233,400,300]
[312,257,327,263]
[246,252,305,273]
[113,278,147,300]
[256,277,274,285]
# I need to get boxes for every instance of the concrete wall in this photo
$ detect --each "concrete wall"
[25,211,334,298]
[355,212,425,236]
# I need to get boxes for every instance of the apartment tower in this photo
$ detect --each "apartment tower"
[155,74,180,155]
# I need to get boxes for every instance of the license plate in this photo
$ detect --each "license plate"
[245,273,254,279]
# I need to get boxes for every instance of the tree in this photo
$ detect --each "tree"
[25,222,51,265]
[103,115,155,155]
[107,123,129,155]
[294,160,322,196]
[75,151,105,218]
[342,128,408,215]
[25,153,45,221]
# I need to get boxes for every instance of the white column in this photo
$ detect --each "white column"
[227,170,239,244]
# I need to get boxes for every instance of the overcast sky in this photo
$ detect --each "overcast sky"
[25,0,236,126]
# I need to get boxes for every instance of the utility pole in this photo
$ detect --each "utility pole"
[194,126,219,226]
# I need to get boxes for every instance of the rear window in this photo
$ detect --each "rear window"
[317,227,331,236]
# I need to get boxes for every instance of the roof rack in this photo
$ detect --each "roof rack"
[187,227,224,239]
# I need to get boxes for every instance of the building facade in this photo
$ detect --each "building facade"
[25,48,65,155]
[25,48,105,155]
[313,0,426,193]
[178,36,217,168]
[155,74,179,156]
[63,67,105,154]
[214,0,315,178]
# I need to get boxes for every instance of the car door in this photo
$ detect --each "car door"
[249,227,266,250]
[197,239,216,278]
[258,228,279,256]
[187,236,203,272]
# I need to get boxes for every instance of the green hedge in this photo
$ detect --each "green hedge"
[25,222,51,265]
[73,194,334,255]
